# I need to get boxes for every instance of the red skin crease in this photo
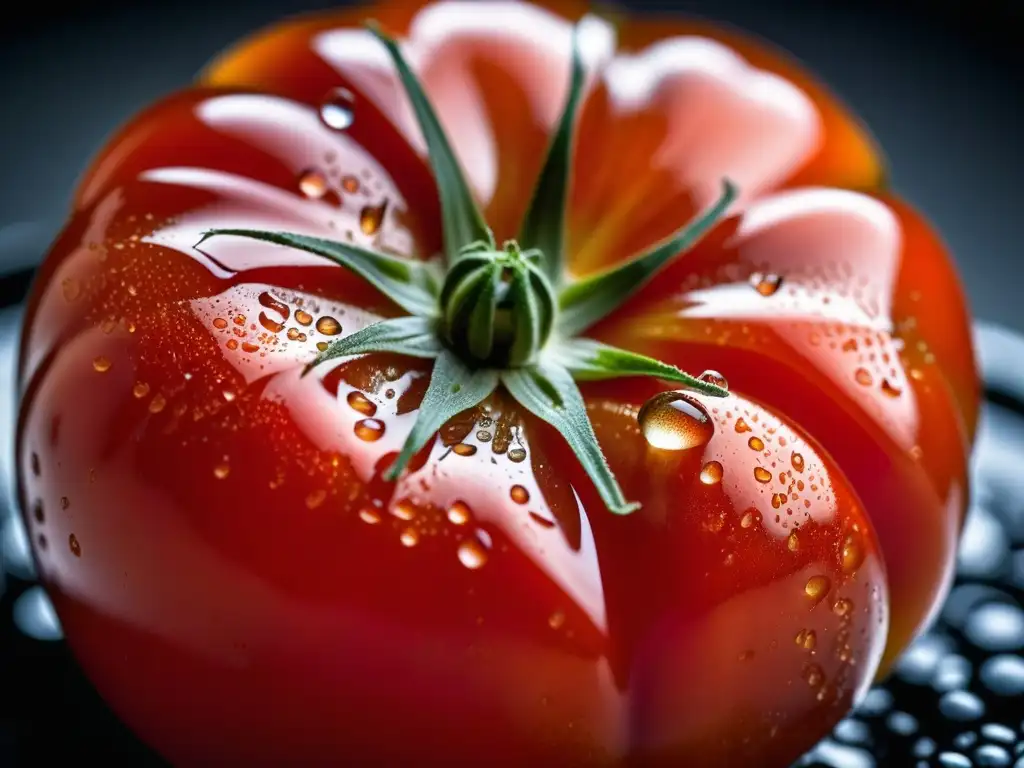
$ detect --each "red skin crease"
[16,1,976,765]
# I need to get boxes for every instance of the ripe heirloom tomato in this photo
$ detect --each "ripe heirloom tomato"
[16,1,977,766]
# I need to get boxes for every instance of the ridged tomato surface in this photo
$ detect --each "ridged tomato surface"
[16,1,976,765]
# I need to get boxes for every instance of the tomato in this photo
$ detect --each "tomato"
[16,1,976,766]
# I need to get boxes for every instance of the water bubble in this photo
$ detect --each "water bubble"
[400,528,419,547]
[360,202,388,235]
[975,744,1012,767]
[750,272,783,296]
[346,391,377,417]
[148,393,167,413]
[354,418,385,442]
[933,654,972,692]
[457,535,489,570]
[295,310,313,326]
[510,485,529,504]
[700,461,723,485]
[981,724,1016,745]
[298,169,329,199]
[792,452,805,472]
[316,316,342,336]
[964,602,1024,651]
[698,369,728,389]
[754,466,772,483]
[92,356,112,373]
[447,502,471,525]
[508,448,527,463]
[804,575,831,604]
[638,392,714,451]
[979,655,1024,696]
[748,436,764,451]
[939,690,986,722]
[320,87,355,130]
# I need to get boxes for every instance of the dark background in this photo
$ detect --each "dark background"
[0,1,1021,766]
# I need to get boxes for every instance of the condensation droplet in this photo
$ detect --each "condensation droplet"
[92,356,112,373]
[305,490,327,509]
[803,663,825,687]
[700,461,724,485]
[881,378,902,398]
[341,175,360,193]
[319,87,355,130]
[62,278,81,302]
[213,317,228,329]
[854,367,873,386]
[805,575,831,604]
[133,382,150,399]
[360,202,388,235]
[148,394,167,413]
[213,463,230,480]
[68,534,81,558]
[457,537,488,570]
[788,531,800,551]
[510,485,530,504]
[400,528,419,547]
[750,272,784,296]
[346,391,377,417]
[354,418,385,442]
[316,341,329,352]
[754,466,772,483]
[359,508,381,525]
[316,316,342,336]
[549,610,566,629]
[638,392,714,451]
[508,448,527,463]
[833,598,853,617]
[791,452,805,472]
[841,533,866,574]
[295,310,313,326]
[698,369,728,390]
[748,436,764,451]
[735,417,751,433]
[298,169,329,199]
[452,443,477,456]
[447,501,471,525]
[795,628,817,650]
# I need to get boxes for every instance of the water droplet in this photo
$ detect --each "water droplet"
[698,369,728,389]
[222,390,237,403]
[833,598,853,616]
[213,463,230,479]
[881,378,902,398]
[392,500,417,521]
[32,500,44,523]
[791,452,805,472]
[316,341,329,352]
[788,531,800,551]
[68,534,81,557]
[754,466,772,483]
[305,490,327,509]
[346,391,377,416]
[213,317,228,329]
[508,448,527,463]
[447,501,471,525]
[638,392,713,450]
[298,169,329,199]
[937,751,972,768]
[452,443,477,456]
[360,201,388,235]
[748,436,764,451]
[842,533,866,573]
[750,272,783,296]
[457,536,488,569]
[740,510,755,528]
[31,453,40,476]
[295,310,313,326]
[132,382,150,399]
[854,367,873,386]
[62,278,81,302]
[259,312,285,333]
[795,628,817,650]
[320,87,355,130]
[92,356,112,373]
[805,575,831,604]
[939,690,985,721]
[354,418,385,441]
[226,339,239,350]
[316,316,341,336]
[400,528,419,547]
[833,718,872,747]
[475,430,492,442]
[700,461,723,485]
[341,175,360,193]
[933,654,972,692]
[510,485,529,504]
[734,417,751,433]
[241,341,260,353]
[549,610,566,629]
[60,496,70,511]
[803,663,825,687]
[979,655,1024,696]
[148,394,167,413]
[359,508,381,525]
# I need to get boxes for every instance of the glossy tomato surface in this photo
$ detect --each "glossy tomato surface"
[16,1,977,765]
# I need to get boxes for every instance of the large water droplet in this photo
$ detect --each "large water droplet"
[698,369,728,390]
[754,466,772,483]
[700,461,723,485]
[457,534,489,570]
[638,392,713,451]
[295,310,313,326]
[354,418,385,442]
[510,485,529,504]
[974,744,1011,767]
[360,201,388,235]
[316,316,342,336]
[320,87,355,130]
[346,391,377,417]
[748,436,764,451]
[508,448,527,463]
[298,169,329,199]
[400,528,419,547]
[804,575,831,604]
[447,501,471,525]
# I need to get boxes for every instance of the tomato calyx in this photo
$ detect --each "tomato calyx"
[195,20,736,514]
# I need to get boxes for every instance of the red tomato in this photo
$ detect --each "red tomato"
[16,1,976,765]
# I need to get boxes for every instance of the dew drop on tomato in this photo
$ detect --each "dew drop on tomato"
[298,169,328,199]
[457,535,488,570]
[295,310,313,326]
[805,575,832,604]
[92,356,111,373]
[315,316,342,336]
[697,369,728,389]
[754,466,772,483]
[346,391,377,417]
[359,201,387,235]
[510,485,529,504]
[854,367,874,386]
[507,448,527,463]
[319,87,355,131]
[446,501,471,526]
[399,528,419,548]
[354,418,385,442]
[358,508,381,525]
[700,461,723,485]
[748,436,765,451]
[749,271,784,296]
[637,392,714,451]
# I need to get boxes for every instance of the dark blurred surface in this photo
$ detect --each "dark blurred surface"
[0,1,1022,766]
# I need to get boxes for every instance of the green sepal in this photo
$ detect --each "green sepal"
[367,22,493,264]
[196,229,440,317]
[557,179,737,336]
[502,360,639,515]
[301,316,442,376]
[384,350,500,480]
[518,24,585,286]
[555,338,728,396]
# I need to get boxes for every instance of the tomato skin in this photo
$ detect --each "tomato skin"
[16,1,975,765]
